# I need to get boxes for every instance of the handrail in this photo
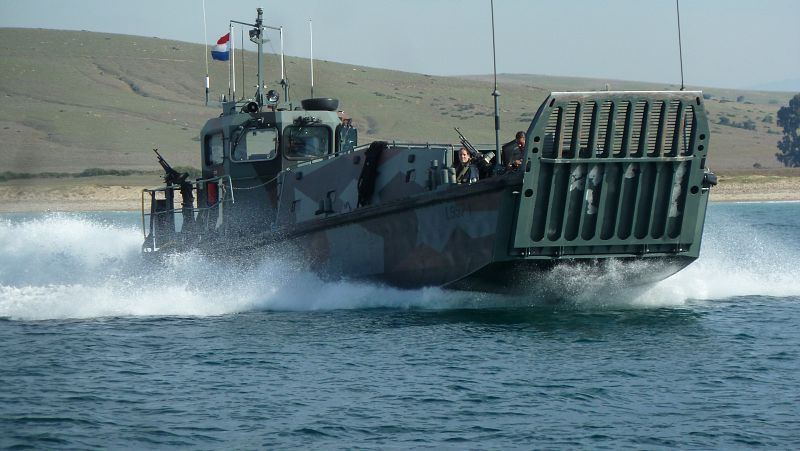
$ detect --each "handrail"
[140,175,234,241]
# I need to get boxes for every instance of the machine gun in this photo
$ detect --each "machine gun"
[454,128,495,174]
[152,149,195,234]
[153,148,188,185]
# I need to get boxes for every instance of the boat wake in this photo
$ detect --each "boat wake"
[1,212,798,320]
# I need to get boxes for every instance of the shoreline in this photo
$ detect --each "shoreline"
[2,178,799,213]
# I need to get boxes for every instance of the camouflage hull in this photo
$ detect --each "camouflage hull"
[290,178,510,289]
[286,188,699,293]
[143,90,715,294]
[227,170,702,294]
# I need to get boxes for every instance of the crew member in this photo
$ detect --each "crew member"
[455,147,479,184]
[502,131,526,171]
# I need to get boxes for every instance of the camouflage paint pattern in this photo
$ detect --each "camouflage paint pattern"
[143,91,714,292]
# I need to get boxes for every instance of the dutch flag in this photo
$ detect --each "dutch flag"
[211,33,230,61]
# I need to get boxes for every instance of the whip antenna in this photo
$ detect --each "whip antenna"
[240,29,245,101]
[309,19,314,98]
[676,0,685,90]
[490,0,502,168]
[280,26,288,101]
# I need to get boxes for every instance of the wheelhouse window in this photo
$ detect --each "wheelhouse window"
[205,133,224,166]
[285,125,331,160]
[336,124,358,154]
[232,127,278,162]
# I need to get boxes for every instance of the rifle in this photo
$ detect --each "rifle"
[454,128,494,171]
[153,148,188,185]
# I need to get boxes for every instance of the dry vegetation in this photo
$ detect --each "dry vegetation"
[0,28,798,211]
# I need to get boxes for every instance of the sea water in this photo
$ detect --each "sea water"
[1,203,799,449]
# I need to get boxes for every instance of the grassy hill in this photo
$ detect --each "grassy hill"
[1,28,797,178]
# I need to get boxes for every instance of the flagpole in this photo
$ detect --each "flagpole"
[228,23,233,100]
[230,24,236,100]
[202,0,209,105]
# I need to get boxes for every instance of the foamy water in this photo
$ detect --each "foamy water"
[3,206,800,450]
[1,204,799,321]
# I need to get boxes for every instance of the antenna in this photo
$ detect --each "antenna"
[233,9,264,105]
[280,26,288,101]
[232,9,284,106]
[490,0,502,169]
[256,23,288,102]
[309,19,314,98]
[260,23,288,102]
[240,28,244,101]
[676,0,685,90]
[255,9,264,105]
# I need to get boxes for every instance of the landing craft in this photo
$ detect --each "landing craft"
[141,8,717,294]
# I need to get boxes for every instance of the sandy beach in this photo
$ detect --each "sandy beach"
[0,183,149,213]
[709,175,800,203]
[1,176,799,213]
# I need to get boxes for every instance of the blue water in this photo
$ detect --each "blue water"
[1,203,799,449]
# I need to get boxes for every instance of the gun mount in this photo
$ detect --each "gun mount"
[455,127,495,175]
[153,148,188,186]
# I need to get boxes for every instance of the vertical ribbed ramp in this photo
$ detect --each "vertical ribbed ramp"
[512,91,711,258]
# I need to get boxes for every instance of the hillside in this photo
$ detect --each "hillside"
[0,28,797,177]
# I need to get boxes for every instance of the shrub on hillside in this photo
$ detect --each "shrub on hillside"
[77,168,135,177]
[173,166,201,179]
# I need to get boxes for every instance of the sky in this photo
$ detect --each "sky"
[1,0,798,91]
